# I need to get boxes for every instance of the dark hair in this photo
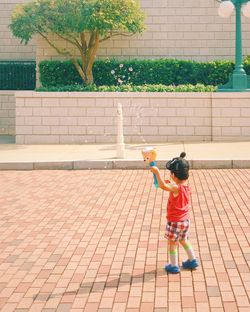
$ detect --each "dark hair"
[166,152,189,180]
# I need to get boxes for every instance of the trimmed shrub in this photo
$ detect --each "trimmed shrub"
[38,58,249,88]
[39,60,82,87]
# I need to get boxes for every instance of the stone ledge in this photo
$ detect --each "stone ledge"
[0,162,34,170]
[1,159,249,170]
[74,160,113,170]
[15,91,213,98]
[34,161,73,170]
[15,91,250,99]
[192,160,232,169]
[232,160,250,169]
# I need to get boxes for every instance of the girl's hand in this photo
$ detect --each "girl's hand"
[150,166,159,174]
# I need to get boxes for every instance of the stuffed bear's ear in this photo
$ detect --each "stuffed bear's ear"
[151,150,157,161]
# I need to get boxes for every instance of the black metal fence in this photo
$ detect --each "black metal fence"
[0,61,36,90]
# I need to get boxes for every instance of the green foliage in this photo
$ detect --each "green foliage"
[92,59,235,86]
[10,0,145,85]
[10,0,51,45]
[89,0,145,35]
[244,57,250,75]
[10,0,145,44]
[245,55,250,62]
[39,60,82,87]
[39,58,245,88]
[36,83,216,92]
[0,61,36,90]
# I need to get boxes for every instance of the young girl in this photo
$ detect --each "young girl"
[150,152,199,274]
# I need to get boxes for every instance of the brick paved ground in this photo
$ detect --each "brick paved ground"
[0,169,249,312]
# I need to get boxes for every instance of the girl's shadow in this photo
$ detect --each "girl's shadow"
[33,268,167,302]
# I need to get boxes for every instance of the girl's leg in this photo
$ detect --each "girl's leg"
[168,240,179,266]
[179,239,196,260]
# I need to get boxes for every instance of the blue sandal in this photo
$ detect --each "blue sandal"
[182,259,199,270]
[164,264,180,274]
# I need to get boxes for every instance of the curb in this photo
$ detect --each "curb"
[0,159,249,170]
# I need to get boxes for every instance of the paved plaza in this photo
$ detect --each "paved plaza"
[0,169,249,311]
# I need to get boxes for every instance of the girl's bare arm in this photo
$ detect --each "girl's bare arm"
[150,167,178,193]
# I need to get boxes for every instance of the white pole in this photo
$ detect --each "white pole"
[116,102,125,159]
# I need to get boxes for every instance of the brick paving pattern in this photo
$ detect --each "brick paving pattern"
[0,169,249,312]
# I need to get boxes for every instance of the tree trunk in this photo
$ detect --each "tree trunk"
[71,58,86,83]
[84,31,100,85]
[72,55,93,85]
[70,31,99,85]
[85,70,94,85]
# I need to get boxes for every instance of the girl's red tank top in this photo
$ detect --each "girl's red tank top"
[167,184,191,222]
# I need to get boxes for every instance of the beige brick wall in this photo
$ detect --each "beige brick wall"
[2,1,250,63]
[0,91,15,135]
[15,92,250,144]
[0,1,35,60]
[36,0,250,65]
[212,93,250,141]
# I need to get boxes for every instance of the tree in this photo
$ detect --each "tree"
[10,0,145,85]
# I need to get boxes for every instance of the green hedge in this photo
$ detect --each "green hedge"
[39,58,250,88]
[0,61,36,90]
[37,83,216,92]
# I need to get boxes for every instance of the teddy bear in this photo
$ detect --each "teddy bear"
[141,147,158,188]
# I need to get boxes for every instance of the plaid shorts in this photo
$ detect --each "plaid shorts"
[164,220,190,241]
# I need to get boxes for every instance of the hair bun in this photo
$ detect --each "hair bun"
[180,152,186,158]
